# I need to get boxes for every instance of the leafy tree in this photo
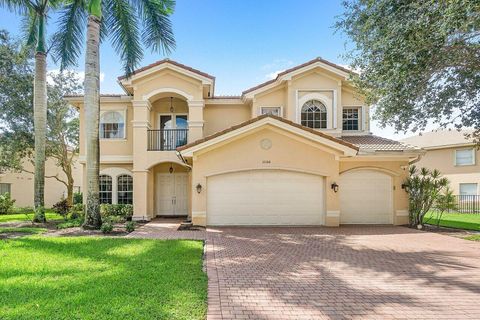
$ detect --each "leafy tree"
[0,30,81,207]
[336,0,480,141]
[52,0,176,229]
[432,187,457,228]
[1,0,64,222]
[403,166,450,228]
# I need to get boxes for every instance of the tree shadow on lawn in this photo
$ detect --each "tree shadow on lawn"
[0,237,207,320]
[207,226,480,318]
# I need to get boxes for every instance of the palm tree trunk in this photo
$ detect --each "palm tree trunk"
[33,15,47,223]
[83,14,102,229]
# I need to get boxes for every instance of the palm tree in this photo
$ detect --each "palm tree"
[1,0,61,222]
[53,0,175,229]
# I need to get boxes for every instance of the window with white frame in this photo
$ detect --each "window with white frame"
[99,175,112,204]
[459,183,478,196]
[260,107,282,117]
[117,175,133,205]
[342,108,360,131]
[100,111,125,139]
[0,183,11,195]
[455,148,475,166]
[301,100,327,129]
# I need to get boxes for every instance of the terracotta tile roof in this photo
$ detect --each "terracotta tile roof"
[177,114,359,152]
[242,57,354,95]
[117,59,215,81]
[64,93,128,98]
[340,135,415,152]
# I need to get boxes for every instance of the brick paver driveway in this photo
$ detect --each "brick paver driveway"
[205,226,480,320]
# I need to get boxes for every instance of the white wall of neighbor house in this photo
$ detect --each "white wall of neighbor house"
[0,156,82,208]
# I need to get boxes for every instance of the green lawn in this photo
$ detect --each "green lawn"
[423,212,480,231]
[0,237,207,320]
[0,211,63,223]
[0,227,47,234]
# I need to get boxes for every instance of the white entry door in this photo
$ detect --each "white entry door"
[156,173,188,216]
[207,170,325,226]
[339,169,393,224]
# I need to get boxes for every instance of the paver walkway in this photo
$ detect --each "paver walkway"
[130,221,480,319]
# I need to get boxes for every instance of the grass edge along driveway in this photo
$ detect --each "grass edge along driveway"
[0,237,207,320]
[423,212,480,231]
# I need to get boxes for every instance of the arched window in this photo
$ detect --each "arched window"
[100,111,125,139]
[301,100,327,129]
[99,175,112,204]
[117,175,133,205]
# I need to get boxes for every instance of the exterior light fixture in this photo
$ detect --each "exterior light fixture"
[401,183,409,193]
[169,163,174,174]
[169,97,174,113]
[331,182,339,193]
[196,183,202,194]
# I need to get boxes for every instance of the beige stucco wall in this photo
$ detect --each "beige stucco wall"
[204,104,250,136]
[0,156,82,208]
[414,147,480,194]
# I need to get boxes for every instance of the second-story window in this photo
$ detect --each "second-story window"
[260,107,281,117]
[100,111,125,139]
[301,100,327,129]
[342,108,360,131]
[455,148,475,166]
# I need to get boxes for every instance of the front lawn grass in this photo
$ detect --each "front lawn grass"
[423,212,480,231]
[0,227,47,234]
[0,237,207,320]
[0,211,63,223]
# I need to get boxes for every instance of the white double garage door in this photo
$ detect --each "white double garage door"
[206,169,393,226]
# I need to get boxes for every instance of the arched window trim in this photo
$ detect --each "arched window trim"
[117,174,133,205]
[300,100,327,129]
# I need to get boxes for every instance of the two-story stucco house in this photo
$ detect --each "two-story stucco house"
[66,58,422,226]
[401,130,479,196]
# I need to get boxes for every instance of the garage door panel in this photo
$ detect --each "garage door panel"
[339,170,393,224]
[207,170,324,226]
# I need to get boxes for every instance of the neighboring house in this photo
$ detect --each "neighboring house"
[401,130,479,196]
[66,58,422,226]
[0,156,83,208]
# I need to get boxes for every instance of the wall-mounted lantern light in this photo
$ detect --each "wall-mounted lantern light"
[169,163,174,174]
[196,183,202,194]
[401,183,409,193]
[331,182,339,193]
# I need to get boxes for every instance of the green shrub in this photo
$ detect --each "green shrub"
[12,206,33,214]
[69,203,84,220]
[100,204,132,218]
[57,218,83,229]
[0,193,16,215]
[125,221,136,233]
[103,215,124,224]
[52,199,71,219]
[73,192,83,204]
[101,222,113,234]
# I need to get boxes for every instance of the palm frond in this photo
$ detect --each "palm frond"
[0,0,32,14]
[51,0,87,69]
[135,0,175,54]
[104,0,143,76]
[20,8,37,50]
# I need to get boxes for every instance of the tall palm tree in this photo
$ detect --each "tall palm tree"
[1,0,61,222]
[53,0,175,229]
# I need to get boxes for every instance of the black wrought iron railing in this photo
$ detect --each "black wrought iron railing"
[453,195,480,214]
[147,129,188,151]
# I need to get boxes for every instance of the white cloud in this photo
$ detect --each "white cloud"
[47,69,105,85]
[261,59,294,80]
[265,69,285,80]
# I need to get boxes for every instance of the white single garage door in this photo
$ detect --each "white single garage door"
[339,169,393,224]
[207,170,324,226]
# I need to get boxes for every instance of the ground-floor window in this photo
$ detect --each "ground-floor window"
[0,183,11,195]
[99,175,113,204]
[117,175,133,204]
[459,183,478,196]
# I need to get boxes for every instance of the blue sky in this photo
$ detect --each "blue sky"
[0,0,413,139]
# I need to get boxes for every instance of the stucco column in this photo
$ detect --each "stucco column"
[325,159,341,227]
[187,100,204,143]
[131,100,152,220]
[132,170,152,221]
[190,159,206,226]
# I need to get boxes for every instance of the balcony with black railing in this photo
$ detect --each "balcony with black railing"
[147,129,188,151]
